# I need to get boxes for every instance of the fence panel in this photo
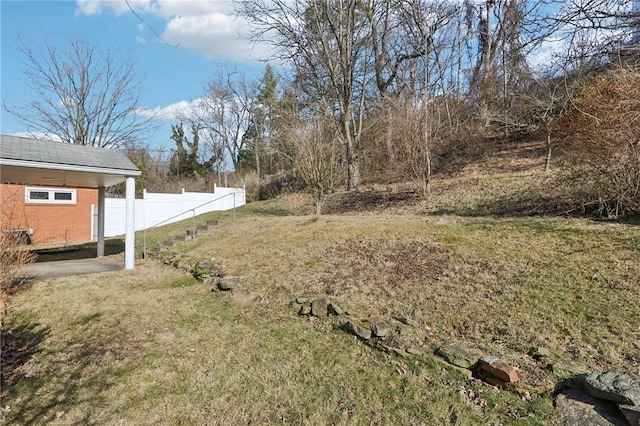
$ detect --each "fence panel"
[96,186,245,238]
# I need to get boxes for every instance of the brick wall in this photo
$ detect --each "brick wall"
[0,184,97,244]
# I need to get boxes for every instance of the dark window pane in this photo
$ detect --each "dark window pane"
[54,192,72,201]
[29,191,49,200]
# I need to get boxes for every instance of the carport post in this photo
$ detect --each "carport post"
[97,187,105,257]
[125,177,135,270]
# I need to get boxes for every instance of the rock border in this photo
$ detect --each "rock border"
[148,246,640,426]
[294,295,640,426]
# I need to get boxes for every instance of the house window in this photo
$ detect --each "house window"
[25,187,77,205]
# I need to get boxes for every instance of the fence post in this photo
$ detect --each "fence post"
[192,210,196,238]
[233,192,236,221]
[142,194,147,259]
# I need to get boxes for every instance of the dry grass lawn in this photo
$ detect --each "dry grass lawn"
[2,167,639,425]
[2,259,548,425]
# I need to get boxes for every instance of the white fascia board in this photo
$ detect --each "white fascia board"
[0,158,142,177]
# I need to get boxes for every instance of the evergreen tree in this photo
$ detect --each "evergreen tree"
[240,64,281,175]
[169,124,213,178]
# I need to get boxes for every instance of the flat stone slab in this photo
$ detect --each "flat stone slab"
[435,343,483,369]
[328,301,345,315]
[619,404,640,426]
[311,297,330,317]
[344,319,372,340]
[555,388,628,426]
[372,321,391,338]
[583,369,640,406]
[298,304,311,315]
[392,316,419,327]
[533,346,551,360]
[230,289,263,306]
[216,277,242,291]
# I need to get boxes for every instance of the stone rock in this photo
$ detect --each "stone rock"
[433,356,474,379]
[372,321,391,338]
[392,316,419,327]
[311,297,330,317]
[344,319,372,340]
[192,263,223,280]
[435,343,483,369]
[295,297,310,304]
[328,301,345,316]
[555,387,628,426]
[209,277,222,289]
[533,347,551,360]
[217,277,242,291]
[298,304,311,316]
[196,261,216,271]
[583,369,640,406]
[479,356,519,383]
[619,404,640,426]
[230,289,263,306]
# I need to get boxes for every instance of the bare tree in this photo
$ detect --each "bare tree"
[238,0,371,190]
[355,0,462,168]
[179,69,257,173]
[281,114,342,215]
[463,0,542,128]
[3,38,154,148]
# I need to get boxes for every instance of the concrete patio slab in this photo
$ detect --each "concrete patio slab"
[21,258,123,280]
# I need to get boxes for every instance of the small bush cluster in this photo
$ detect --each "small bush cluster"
[557,66,640,217]
[0,232,36,294]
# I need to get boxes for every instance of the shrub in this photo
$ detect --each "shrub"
[0,232,37,294]
[557,65,640,217]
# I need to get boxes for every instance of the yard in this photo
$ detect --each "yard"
[2,172,639,425]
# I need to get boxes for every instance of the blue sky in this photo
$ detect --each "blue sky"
[1,0,269,151]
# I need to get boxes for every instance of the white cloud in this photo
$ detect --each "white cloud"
[75,0,131,16]
[75,0,269,62]
[149,0,230,19]
[163,14,267,61]
[75,0,103,16]
[136,98,202,121]
[10,132,64,142]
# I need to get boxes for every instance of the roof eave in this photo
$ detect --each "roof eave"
[0,158,142,177]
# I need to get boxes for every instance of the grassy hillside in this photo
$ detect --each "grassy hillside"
[2,149,639,424]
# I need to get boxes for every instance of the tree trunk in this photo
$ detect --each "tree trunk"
[544,131,552,173]
[344,114,360,190]
[347,144,360,191]
[315,197,323,216]
[385,120,395,163]
[422,122,432,199]
[255,140,261,195]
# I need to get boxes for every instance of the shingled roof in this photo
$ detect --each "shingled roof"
[0,135,139,172]
[0,135,140,188]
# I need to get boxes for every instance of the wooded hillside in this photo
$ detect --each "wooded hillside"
[127,0,640,218]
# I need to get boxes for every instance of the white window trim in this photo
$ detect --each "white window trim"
[25,187,77,205]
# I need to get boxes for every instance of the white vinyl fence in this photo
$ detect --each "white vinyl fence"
[91,185,246,239]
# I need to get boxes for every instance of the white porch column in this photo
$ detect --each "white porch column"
[97,187,106,257]
[125,176,136,270]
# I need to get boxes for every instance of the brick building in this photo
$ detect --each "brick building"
[1,135,140,269]
[0,183,98,244]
